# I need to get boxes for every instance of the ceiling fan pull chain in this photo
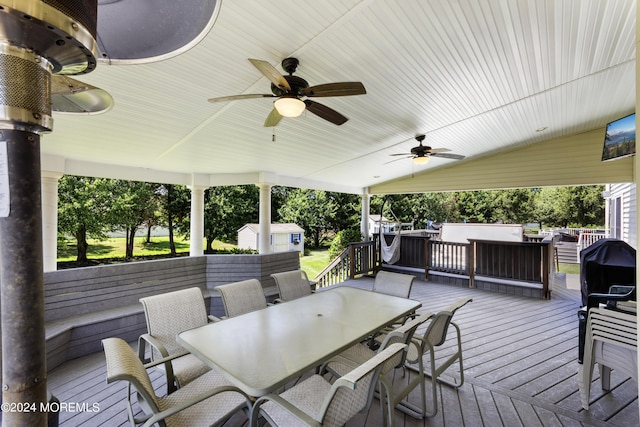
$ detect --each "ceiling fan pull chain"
[272,126,276,142]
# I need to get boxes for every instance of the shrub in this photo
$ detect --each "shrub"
[328,229,362,259]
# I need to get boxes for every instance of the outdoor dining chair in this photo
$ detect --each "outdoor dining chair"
[396,296,472,418]
[371,271,417,331]
[271,269,314,302]
[321,311,433,426]
[579,306,637,410]
[138,287,213,394]
[249,343,407,427]
[372,270,415,298]
[215,278,268,319]
[103,337,251,427]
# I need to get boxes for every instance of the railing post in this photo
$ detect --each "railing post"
[425,239,431,280]
[468,241,475,288]
[542,244,550,299]
[349,244,356,279]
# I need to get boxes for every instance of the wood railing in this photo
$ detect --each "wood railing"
[314,241,376,288]
[469,238,554,298]
[429,241,469,275]
[318,233,554,298]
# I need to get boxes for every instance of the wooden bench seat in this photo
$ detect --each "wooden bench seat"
[42,252,300,371]
[45,286,282,371]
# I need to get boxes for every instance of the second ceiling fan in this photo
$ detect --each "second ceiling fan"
[208,57,366,127]
[389,135,466,165]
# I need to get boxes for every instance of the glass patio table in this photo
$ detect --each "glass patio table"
[177,286,421,397]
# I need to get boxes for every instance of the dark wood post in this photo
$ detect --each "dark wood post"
[542,243,551,299]
[349,243,356,279]
[468,241,475,288]
[424,239,431,280]
[0,131,47,426]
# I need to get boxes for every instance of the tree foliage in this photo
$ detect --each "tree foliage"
[57,176,114,261]
[328,229,362,259]
[157,184,190,255]
[108,180,158,258]
[278,188,337,247]
[203,185,259,252]
[58,174,606,262]
[532,186,604,227]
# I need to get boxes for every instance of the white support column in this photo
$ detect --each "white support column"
[189,185,206,256]
[41,171,62,271]
[258,183,272,254]
[361,193,370,241]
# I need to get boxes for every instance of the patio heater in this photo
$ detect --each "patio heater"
[0,1,99,425]
[0,1,220,425]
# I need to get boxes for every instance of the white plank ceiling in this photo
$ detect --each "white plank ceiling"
[43,0,636,194]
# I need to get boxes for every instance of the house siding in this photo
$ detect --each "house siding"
[607,183,637,248]
[370,128,633,194]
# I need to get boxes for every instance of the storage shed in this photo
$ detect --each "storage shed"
[238,223,305,253]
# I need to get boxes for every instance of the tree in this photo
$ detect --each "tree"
[203,185,259,252]
[533,187,564,227]
[326,192,361,232]
[532,185,604,228]
[108,180,158,258]
[328,229,362,258]
[278,189,336,247]
[405,193,459,227]
[492,189,536,224]
[271,186,292,222]
[157,184,190,255]
[58,176,113,262]
[453,191,495,223]
[567,185,605,227]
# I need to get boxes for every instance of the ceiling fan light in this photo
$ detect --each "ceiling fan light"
[274,97,306,117]
[413,155,430,165]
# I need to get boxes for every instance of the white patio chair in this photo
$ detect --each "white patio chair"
[216,278,268,318]
[579,306,637,410]
[370,271,417,335]
[373,270,415,298]
[321,311,433,426]
[249,343,407,427]
[138,287,213,394]
[103,337,251,427]
[271,269,314,302]
[396,296,472,418]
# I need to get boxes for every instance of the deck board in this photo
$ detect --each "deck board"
[47,278,638,426]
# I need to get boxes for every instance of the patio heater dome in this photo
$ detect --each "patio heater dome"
[96,0,222,64]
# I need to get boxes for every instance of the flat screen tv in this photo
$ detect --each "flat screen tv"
[602,113,635,161]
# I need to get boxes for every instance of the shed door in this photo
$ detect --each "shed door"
[273,233,289,253]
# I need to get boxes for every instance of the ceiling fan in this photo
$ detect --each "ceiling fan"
[207,57,366,127]
[389,135,465,165]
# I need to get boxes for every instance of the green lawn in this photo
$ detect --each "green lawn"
[57,236,235,262]
[58,237,334,278]
[557,262,580,275]
[299,249,331,280]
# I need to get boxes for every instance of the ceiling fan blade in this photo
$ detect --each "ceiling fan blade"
[431,152,466,160]
[51,75,113,114]
[263,107,283,127]
[303,100,348,125]
[301,82,366,97]
[389,153,411,156]
[208,94,275,103]
[384,156,411,164]
[430,147,452,153]
[249,58,291,90]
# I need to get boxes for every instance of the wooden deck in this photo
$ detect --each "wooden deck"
[47,278,638,427]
